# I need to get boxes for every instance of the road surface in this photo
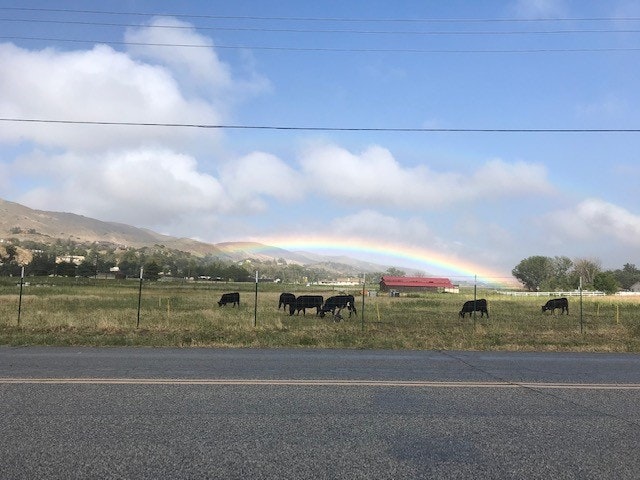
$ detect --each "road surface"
[1,347,639,479]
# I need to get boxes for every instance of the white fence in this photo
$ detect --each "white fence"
[497,290,606,297]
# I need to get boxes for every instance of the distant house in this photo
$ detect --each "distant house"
[379,276,458,294]
[630,281,640,293]
[55,255,85,266]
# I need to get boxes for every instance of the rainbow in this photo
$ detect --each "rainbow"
[236,234,517,288]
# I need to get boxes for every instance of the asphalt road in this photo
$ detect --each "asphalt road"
[1,347,640,479]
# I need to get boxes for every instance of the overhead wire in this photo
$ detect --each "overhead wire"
[2,17,640,36]
[1,118,638,133]
[1,6,640,23]
[2,36,639,54]
[1,6,638,130]
[1,7,638,54]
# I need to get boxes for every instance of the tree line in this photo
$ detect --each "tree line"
[2,238,638,293]
[0,238,363,284]
[511,255,639,294]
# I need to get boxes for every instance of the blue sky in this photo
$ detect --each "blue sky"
[1,0,639,281]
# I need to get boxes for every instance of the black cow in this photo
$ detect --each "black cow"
[320,295,357,319]
[218,292,240,307]
[278,293,296,311]
[542,297,569,315]
[289,295,324,316]
[459,299,489,318]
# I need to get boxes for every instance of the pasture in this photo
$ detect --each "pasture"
[1,276,640,351]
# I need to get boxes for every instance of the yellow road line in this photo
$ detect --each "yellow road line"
[1,378,640,389]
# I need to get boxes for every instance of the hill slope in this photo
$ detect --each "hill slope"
[0,199,399,274]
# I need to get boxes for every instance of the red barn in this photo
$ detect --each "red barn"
[379,276,458,294]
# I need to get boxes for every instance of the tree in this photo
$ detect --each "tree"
[572,258,601,289]
[385,267,406,277]
[3,244,17,262]
[77,260,97,278]
[118,249,140,277]
[223,264,252,282]
[547,256,573,290]
[29,252,56,276]
[512,256,552,291]
[612,263,640,290]
[143,261,161,281]
[593,272,618,294]
[56,261,77,277]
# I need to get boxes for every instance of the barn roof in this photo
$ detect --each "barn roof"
[380,276,455,288]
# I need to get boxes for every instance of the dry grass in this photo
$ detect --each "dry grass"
[1,277,640,351]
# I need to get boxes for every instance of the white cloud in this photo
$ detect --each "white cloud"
[219,151,303,211]
[544,198,640,247]
[18,148,229,225]
[0,42,221,151]
[0,17,279,232]
[327,210,436,245]
[126,17,270,101]
[472,158,552,196]
[12,146,308,231]
[298,143,553,208]
[124,16,232,91]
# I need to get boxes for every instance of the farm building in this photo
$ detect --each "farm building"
[379,276,459,294]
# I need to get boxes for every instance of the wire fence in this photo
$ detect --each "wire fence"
[3,276,640,338]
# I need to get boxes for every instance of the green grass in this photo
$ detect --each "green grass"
[1,277,640,351]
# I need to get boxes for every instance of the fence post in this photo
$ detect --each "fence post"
[137,267,143,328]
[17,266,24,326]
[473,275,477,329]
[254,270,258,327]
[361,273,365,332]
[579,277,584,334]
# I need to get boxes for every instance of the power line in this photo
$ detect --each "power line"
[3,36,639,54]
[1,6,640,24]
[3,17,640,36]
[1,118,638,133]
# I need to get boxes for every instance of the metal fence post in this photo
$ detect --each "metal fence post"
[254,270,258,327]
[579,277,584,334]
[137,267,143,328]
[361,273,365,332]
[17,266,24,326]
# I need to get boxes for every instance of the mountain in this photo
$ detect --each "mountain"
[0,198,228,255]
[0,198,401,274]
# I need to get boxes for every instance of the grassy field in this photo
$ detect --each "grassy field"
[1,276,640,351]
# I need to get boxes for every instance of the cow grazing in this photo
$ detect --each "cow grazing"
[289,295,324,316]
[320,295,357,319]
[542,297,569,315]
[278,293,296,311]
[218,292,240,307]
[459,299,489,318]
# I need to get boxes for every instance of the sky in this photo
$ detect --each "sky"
[1,0,639,284]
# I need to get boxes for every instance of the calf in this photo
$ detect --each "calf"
[542,297,569,315]
[320,295,357,319]
[459,299,489,318]
[218,292,240,307]
[289,295,324,316]
[278,293,296,311]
